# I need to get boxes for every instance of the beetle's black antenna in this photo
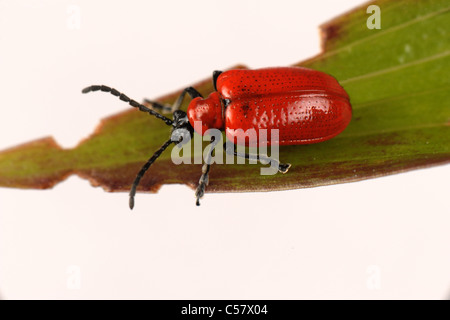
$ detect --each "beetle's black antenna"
[129,138,174,210]
[82,85,173,126]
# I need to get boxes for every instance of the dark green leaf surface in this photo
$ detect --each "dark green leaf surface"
[0,0,449,194]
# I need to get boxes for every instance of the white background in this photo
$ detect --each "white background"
[0,0,449,299]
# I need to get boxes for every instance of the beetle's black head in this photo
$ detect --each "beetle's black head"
[171,110,194,146]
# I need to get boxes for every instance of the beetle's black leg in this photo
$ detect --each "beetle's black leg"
[195,136,218,206]
[82,85,173,126]
[129,138,174,210]
[212,70,223,91]
[195,163,211,206]
[223,142,291,173]
[173,87,203,112]
[145,86,203,114]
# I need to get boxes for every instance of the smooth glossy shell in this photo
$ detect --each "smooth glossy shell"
[189,67,352,146]
[187,92,224,135]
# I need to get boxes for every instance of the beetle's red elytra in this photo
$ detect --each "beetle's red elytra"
[82,66,352,207]
[188,67,352,146]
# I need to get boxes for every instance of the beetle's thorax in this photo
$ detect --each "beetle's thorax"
[187,91,225,135]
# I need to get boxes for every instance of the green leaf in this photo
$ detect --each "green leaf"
[0,0,449,196]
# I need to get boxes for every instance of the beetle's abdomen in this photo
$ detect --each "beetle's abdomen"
[225,92,351,146]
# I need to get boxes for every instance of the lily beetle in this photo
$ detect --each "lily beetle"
[82,67,352,208]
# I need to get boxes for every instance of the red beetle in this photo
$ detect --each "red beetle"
[82,67,352,208]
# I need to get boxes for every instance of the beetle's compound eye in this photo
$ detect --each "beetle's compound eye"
[171,128,192,146]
